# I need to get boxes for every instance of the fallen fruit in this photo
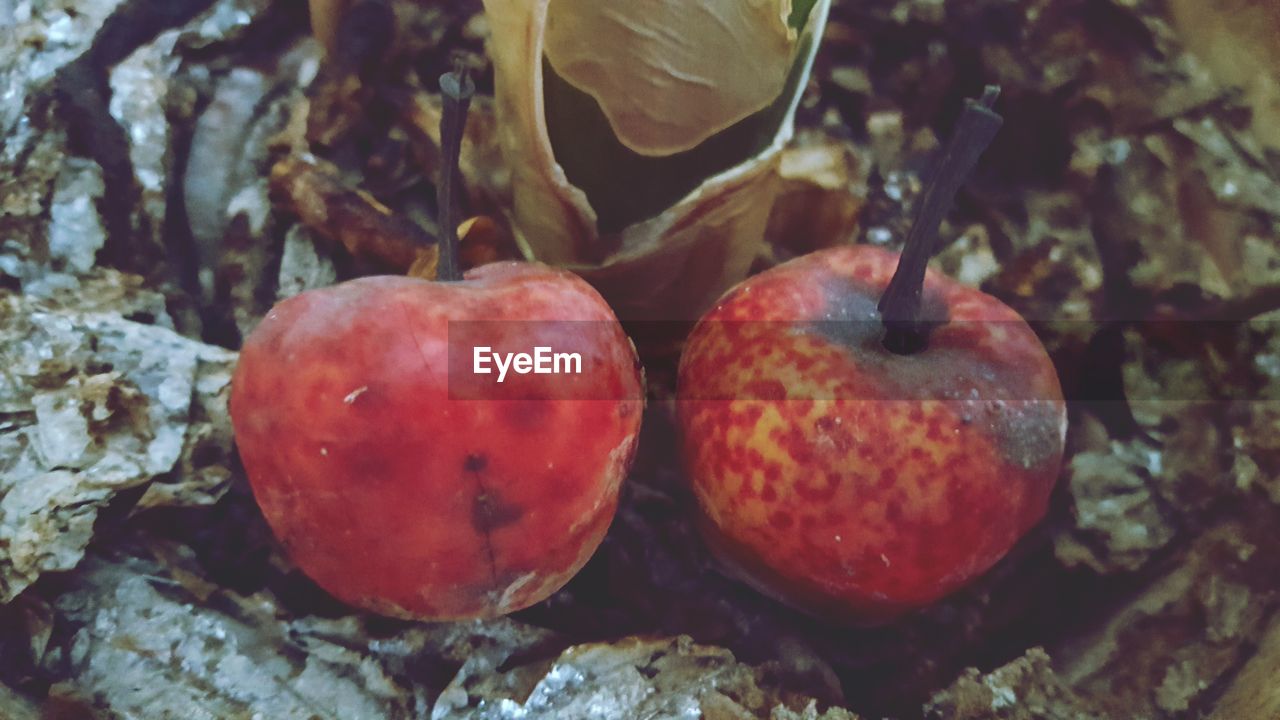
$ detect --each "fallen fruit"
[229,71,644,620]
[677,89,1066,623]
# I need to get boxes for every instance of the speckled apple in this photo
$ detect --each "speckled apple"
[677,244,1066,624]
[230,262,644,620]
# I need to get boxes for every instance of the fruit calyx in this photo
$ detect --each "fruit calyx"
[436,66,476,282]
[877,86,1003,355]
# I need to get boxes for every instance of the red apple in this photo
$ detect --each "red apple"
[677,244,1066,623]
[230,262,644,620]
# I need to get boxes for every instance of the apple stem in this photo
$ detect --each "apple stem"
[878,86,1004,354]
[436,66,475,282]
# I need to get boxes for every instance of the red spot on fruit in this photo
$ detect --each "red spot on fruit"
[926,419,943,441]
[745,380,786,401]
[739,405,765,424]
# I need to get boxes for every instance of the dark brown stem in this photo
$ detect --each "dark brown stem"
[436,67,475,282]
[878,86,1004,354]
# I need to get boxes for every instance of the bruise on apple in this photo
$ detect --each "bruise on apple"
[230,264,644,620]
[678,244,1066,623]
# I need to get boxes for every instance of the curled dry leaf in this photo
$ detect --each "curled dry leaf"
[764,132,868,259]
[542,0,801,156]
[482,0,831,324]
[270,153,440,274]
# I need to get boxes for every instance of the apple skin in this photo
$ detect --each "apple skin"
[230,262,644,620]
[677,245,1066,624]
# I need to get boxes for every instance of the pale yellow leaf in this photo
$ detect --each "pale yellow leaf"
[542,0,798,156]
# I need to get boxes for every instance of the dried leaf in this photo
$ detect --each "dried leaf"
[544,35,818,234]
[45,550,419,719]
[0,279,237,602]
[926,648,1103,720]
[482,0,831,323]
[1054,522,1273,717]
[1053,443,1176,574]
[542,0,800,156]
[434,635,860,720]
[270,153,439,273]
[764,133,868,258]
